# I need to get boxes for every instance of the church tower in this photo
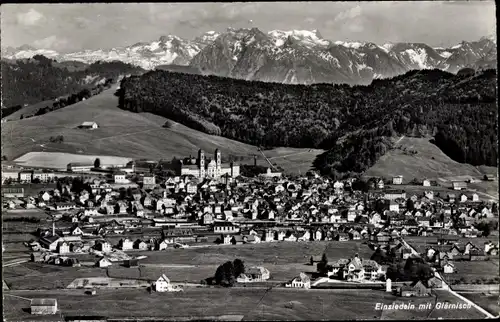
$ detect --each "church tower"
[198,149,205,178]
[215,149,221,177]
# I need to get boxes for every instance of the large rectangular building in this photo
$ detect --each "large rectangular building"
[1,187,24,198]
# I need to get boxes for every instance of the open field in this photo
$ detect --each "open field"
[14,152,132,170]
[444,261,500,284]
[3,99,56,121]
[2,242,373,290]
[2,85,321,175]
[365,136,497,182]
[2,262,108,290]
[135,241,373,266]
[458,292,500,316]
[3,287,485,321]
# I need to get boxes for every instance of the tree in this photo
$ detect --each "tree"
[316,253,329,275]
[2,155,7,161]
[406,199,415,211]
[32,178,41,184]
[233,259,245,278]
[94,158,101,168]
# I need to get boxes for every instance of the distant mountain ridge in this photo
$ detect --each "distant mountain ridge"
[2,28,496,85]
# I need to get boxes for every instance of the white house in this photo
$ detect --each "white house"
[285,272,311,289]
[392,176,403,185]
[422,179,430,187]
[119,238,134,250]
[96,257,112,268]
[443,262,455,274]
[154,274,171,292]
[114,173,128,184]
[389,201,399,212]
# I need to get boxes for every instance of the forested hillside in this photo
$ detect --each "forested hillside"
[117,68,497,178]
[1,55,144,109]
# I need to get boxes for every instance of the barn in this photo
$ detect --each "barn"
[30,298,58,315]
[79,121,99,129]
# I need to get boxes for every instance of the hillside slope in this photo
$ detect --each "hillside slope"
[364,136,497,180]
[117,68,497,178]
[1,85,322,174]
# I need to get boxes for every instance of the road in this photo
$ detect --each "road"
[401,237,497,319]
[394,135,405,145]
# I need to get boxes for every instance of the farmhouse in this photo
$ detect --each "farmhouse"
[285,272,311,289]
[79,121,99,129]
[30,298,58,315]
[154,274,171,292]
[398,281,431,297]
[237,266,270,282]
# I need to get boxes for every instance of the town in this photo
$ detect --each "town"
[2,148,499,320]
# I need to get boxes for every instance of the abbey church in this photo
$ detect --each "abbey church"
[175,149,240,179]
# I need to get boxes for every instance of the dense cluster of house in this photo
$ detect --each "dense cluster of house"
[3,167,497,257]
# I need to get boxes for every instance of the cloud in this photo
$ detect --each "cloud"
[16,8,44,26]
[334,5,362,22]
[33,35,68,50]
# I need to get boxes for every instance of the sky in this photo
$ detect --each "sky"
[1,2,496,53]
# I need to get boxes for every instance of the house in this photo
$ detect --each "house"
[389,201,399,212]
[398,280,431,297]
[154,274,172,292]
[349,230,361,240]
[118,238,134,250]
[114,172,128,184]
[96,257,113,268]
[79,121,99,129]
[57,241,70,254]
[459,194,468,203]
[377,179,385,189]
[470,250,488,261]
[143,175,156,186]
[237,266,270,282]
[392,176,403,185]
[285,272,311,289]
[443,262,455,274]
[94,241,112,253]
[134,239,148,250]
[422,179,430,187]
[452,181,467,191]
[30,298,58,315]
[157,239,169,251]
[19,171,33,183]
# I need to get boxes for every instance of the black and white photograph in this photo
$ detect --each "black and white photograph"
[1,1,498,321]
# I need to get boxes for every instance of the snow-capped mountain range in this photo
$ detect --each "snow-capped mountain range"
[2,28,496,85]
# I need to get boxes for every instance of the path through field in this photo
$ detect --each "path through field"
[403,237,497,319]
